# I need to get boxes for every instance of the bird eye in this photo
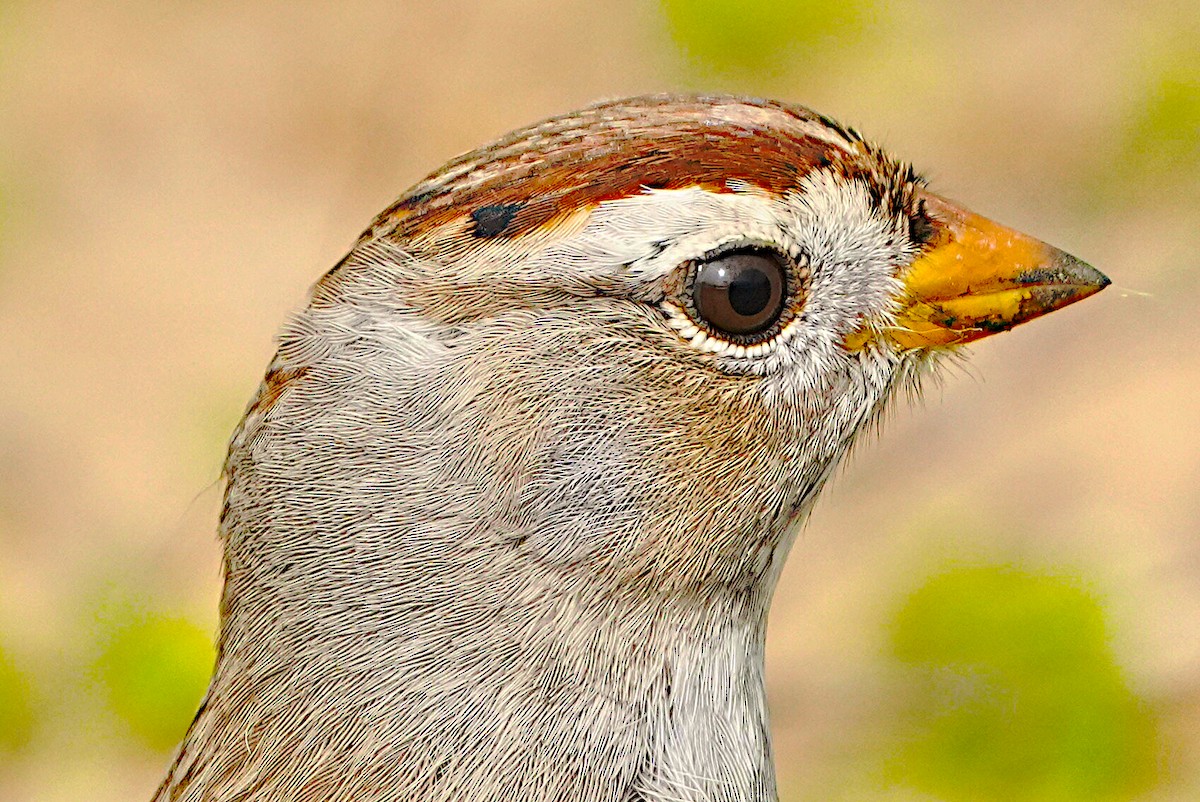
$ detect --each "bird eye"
[692,248,788,337]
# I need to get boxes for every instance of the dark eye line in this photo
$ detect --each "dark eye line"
[908,199,937,248]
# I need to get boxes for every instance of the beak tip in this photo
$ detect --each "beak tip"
[1051,251,1110,295]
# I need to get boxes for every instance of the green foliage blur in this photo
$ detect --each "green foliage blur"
[1120,56,1200,191]
[880,565,1161,800]
[93,609,214,752]
[0,645,35,754]
[660,0,881,78]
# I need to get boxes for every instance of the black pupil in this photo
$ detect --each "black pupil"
[693,249,786,336]
[728,267,772,316]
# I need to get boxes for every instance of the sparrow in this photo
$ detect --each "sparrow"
[154,94,1108,802]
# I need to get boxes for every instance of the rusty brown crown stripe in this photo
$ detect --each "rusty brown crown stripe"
[367,95,885,243]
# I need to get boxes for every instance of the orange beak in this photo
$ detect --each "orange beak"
[848,191,1109,350]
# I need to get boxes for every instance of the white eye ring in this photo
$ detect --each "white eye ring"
[663,301,808,359]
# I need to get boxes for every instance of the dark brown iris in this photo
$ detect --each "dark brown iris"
[693,248,787,337]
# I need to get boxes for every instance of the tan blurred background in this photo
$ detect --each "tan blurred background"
[0,1,1197,800]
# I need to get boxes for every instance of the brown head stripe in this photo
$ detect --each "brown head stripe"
[366,94,906,243]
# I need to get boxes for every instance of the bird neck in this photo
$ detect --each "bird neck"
[157,581,780,802]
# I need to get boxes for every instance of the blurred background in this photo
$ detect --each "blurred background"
[0,1,1197,799]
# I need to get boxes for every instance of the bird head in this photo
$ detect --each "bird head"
[182,95,1107,801]
[232,96,1104,604]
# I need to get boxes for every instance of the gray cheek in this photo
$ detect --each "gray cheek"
[400,312,664,569]
[514,424,648,569]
